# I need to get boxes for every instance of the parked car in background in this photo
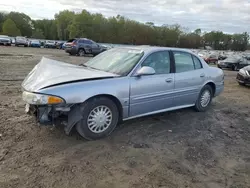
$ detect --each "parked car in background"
[236,65,250,86]
[61,42,66,50]
[204,54,218,64]
[0,35,11,46]
[29,40,41,48]
[44,40,56,48]
[56,41,66,49]
[217,56,250,71]
[243,53,250,60]
[64,38,105,56]
[218,54,227,60]
[15,36,28,47]
[22,46,224,140]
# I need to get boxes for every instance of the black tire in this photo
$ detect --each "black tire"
[217,66,222,69]
[76,97,119,140]
[238,82,245,86]
[78,49,85,56]
[232,64,238,71]
[194,85,213,112]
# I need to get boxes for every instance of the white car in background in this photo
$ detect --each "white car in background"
[0,35,11,46]
[15,36,29,47]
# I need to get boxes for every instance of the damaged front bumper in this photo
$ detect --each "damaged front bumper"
[25,103,83,135]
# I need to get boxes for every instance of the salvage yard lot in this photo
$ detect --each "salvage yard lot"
[0,47,250,188]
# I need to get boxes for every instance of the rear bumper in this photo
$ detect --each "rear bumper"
[16,42,27,45]
[236,73,250,84]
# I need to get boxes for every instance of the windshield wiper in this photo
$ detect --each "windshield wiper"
[79,63,100,71]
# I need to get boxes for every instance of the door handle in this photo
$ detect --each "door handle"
[200,73,205,78]
[165,78,173,83]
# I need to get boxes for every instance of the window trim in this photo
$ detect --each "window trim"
[191,55,203,69]
[134,50,173,76]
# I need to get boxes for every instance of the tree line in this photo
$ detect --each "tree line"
[0,10,249,51]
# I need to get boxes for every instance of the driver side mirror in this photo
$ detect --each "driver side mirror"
[135,66,155,76]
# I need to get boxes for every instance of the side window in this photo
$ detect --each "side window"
[85,40,93,44]
[141,51,170,74]
[78,40,84,43]
[192,55,202,69]
[173,51,194,73]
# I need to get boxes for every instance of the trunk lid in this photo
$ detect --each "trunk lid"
[22,57,118,92]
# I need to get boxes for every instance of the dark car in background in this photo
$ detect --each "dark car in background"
[236,66,250,86]
[0,35,11,46]
[64,38,106,56]
[29,40,41,48]
[217,56,250,71]
[56,41,65,49]
[218,54,227,60]
[15,36,28,47]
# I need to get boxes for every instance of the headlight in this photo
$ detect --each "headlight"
[239,69,247,76]
[22,91,64,105]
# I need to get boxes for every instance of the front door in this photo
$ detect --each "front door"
[172,51,205,106]
[129,51,175,117]
[91,42,101,54]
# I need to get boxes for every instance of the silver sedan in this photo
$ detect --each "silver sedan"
[22,46,224,140]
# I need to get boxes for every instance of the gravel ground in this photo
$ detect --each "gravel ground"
[0,46,250,188]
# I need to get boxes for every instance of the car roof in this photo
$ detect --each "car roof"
[115,46,195,55]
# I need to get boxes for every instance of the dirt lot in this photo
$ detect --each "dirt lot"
[0,46,250,188]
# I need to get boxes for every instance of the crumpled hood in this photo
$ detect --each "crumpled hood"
[22,57,118,92]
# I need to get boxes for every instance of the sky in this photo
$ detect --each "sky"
[0,0,250,33]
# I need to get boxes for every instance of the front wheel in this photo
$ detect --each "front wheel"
[76,97,119,140]
[238,82,245,86]
[78,49,85,56]
[194,85,213,112]
[232,64,238,71]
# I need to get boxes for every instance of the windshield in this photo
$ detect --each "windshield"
[84,48,144,76]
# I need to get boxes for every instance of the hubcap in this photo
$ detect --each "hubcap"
[79,50,85,56]
[200,90,211,107]
[87,105,112,133]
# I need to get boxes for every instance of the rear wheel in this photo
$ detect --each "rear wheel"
[76,97,119,140]
[194,85,213,112]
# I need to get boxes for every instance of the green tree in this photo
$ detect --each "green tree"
[7,12,32,37]
[55,10,75,40]
[2,18,21,36]
[33,19,58,39]
[31,29,45,39]
[0,12,6,33]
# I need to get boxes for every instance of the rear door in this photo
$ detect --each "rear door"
[129,50,175,117]
[172,51,205,106]
[82,40,92,53]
